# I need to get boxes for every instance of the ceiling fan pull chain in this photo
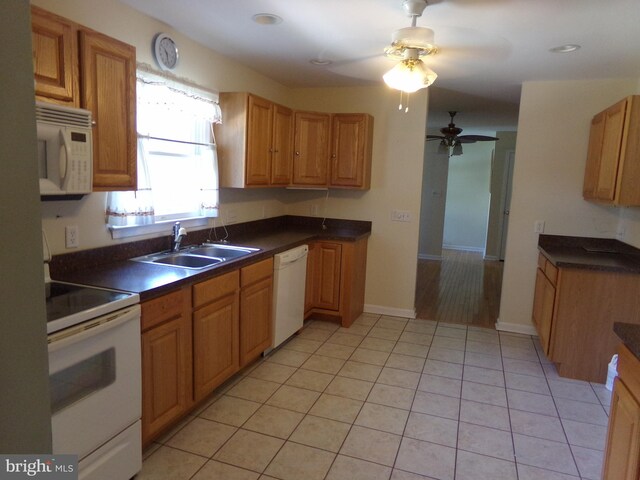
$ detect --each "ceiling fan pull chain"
[398,91,404,110]
[405,93,410,113]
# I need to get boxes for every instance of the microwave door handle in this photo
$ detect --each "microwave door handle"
[58,131,70,189]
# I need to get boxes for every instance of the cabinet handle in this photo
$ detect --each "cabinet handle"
[331,154,336,158]
[295,151,300,156]
[91,120,97,127]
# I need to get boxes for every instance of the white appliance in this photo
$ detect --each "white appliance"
[272,244,308,349]
[36,101,93,197]
[44,233,141,480]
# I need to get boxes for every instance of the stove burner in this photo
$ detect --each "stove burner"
[46,282,133,323]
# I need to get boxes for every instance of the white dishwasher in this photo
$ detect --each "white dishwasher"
[272,244,308,349]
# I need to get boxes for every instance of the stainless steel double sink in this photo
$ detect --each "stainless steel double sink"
[131,243,260,269]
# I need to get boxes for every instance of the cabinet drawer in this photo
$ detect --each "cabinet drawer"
[241,257,274,287]
[141,289,184,332]
[193,270,239,310]
[537,253,547,270]
[545,261,558,285]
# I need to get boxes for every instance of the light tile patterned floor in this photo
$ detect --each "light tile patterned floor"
[138,314,612,480]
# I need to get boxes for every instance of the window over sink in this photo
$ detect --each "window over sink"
[106,65,221,238]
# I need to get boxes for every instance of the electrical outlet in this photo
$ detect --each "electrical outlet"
[391,210,412,222]
[65,225,79,248]
[226,209,237,223]
[534,220,545,233]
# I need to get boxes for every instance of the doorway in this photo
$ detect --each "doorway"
[416,133,517,327]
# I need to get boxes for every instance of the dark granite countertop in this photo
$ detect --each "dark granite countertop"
[614,322,640,359]
[51,215,371,301]
[538,235,640,274]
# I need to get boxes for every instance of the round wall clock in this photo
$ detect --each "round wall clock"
[154,33,179,71]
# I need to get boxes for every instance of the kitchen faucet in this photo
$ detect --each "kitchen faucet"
[171,222,187,252]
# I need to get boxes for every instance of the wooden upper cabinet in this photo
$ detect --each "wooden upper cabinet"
[583,111,605,199]
[583,96,640,206]
[216,93,292,187]
[79,30,137,191]
[246,95,273,186]
[271,104,294,185]
[30,7,137,191]
[293,111,331,186]
[31,6,79,106]
[330,113,374,189]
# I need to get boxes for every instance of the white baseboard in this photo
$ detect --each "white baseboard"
[495,319,538,336]
[483,255,499,261]
[442,244,485,253]
[418,253,442,260]
[364,304,416,319]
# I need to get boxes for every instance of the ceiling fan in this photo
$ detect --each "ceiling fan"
[426,111,499,155]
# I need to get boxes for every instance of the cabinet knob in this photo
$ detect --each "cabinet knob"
[295,151,300,156]
[331,154,337,158]
[91,120,97,127]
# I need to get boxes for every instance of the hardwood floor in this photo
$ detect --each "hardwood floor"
[414,249,504,329]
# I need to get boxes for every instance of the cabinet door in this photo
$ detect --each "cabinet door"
[31,6,78,106]
[293,112,330,186]
[271,104,293,185]
[246,95,273,185]
[79,30,137,191]
[330,114,373,189]
[532,268,555,356]
[583,111,605,199]
[315,242,342,311]
[141,314,191,444]
[596,99,627,201]
[305,242,318,315]
[240,277,273,366]
[193,292,239,402]
[602,379,640,480]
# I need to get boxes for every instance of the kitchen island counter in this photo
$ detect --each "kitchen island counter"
[538,234,640,274]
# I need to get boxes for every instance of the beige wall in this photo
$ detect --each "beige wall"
[418,135,450,259]
[486,131,517,259]
[32,0,428,316]
[287,87,428,315]
[498,79,640,333]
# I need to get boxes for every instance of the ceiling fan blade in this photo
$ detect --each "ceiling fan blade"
[457,135,499,141]
[426,135,446,141]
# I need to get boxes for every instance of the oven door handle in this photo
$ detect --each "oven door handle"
[48,305,140,353]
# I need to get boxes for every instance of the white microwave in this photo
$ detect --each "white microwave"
[36,101,93,197]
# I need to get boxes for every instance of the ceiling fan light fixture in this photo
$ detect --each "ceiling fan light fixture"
[452,141,463,156]
[383,49,437,93]
[437,140,449,155]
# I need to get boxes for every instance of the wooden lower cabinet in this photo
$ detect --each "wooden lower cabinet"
[141,287,192,445]
[141,257,273,444]
[240,258,274,367]
[603,344,640,479]
[532,261,556,356]
[192,271,240,402]
[532,252,640,382]
[306,237,368,328]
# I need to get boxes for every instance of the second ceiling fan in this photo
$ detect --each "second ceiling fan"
[427,111,499,156]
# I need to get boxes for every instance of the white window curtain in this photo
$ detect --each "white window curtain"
[106,66,222,227]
